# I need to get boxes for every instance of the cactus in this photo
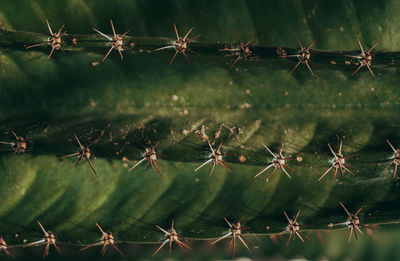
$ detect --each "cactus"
[0,0,400,259]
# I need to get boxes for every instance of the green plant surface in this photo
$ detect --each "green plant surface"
[0,152,398,243]
[3,225,400,260]
[0,0,400,260]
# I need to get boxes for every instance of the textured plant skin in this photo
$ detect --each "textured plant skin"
[1,0,400,259]
[1,27,400,244]
[0,113,399,244]
[1,27,400,71]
